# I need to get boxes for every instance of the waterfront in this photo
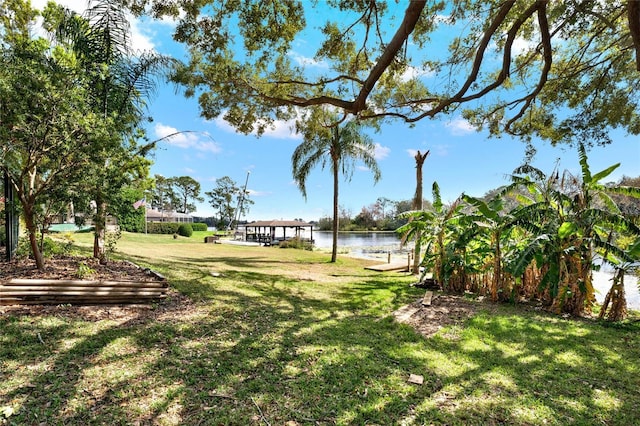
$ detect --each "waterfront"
[312,231,412,261]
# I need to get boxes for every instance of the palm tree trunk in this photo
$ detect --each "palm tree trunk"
[331,160,339,263]
[412,150,429,274]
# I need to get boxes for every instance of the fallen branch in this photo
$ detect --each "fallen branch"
[251,396,270,426]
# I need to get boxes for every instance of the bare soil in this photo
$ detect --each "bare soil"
[0,255,191,322]
[0,255,156,282]
[393,294,484,338]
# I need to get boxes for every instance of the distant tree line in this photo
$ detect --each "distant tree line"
[315,197,433,232]
[142,174,252,231]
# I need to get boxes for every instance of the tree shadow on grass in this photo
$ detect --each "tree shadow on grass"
[3,264,639,425]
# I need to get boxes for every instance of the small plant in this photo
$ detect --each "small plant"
[75,262,95,279]
[105,228,121,255]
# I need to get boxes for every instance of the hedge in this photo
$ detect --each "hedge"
[146,222,182,235]
[192,222,208,231]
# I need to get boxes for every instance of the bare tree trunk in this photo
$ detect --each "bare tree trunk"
[412,150,430,274]
[23,207,45,271]
[331,159,339,263]
[93,195,107,263]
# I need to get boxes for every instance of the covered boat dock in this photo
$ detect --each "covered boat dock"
[238,220,314,246]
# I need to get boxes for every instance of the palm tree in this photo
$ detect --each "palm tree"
[292,120,381,262]
[47,1,174,261]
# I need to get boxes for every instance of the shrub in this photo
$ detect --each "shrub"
[146,222,181,234]
[279,237,313,251]
[16,235,73,258]
[192,222,208,231]
[177,223,193,237]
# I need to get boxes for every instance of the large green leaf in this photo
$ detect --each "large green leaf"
[591,163,621,184]
[558,221,578,239]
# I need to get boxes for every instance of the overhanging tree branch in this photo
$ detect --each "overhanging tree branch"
[629,0,640,70]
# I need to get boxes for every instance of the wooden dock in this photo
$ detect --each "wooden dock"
[364,262,408,272]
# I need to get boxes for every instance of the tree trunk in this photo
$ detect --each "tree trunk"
[331,159,339,263]
[412,150,430,274]
[23,207,45,271]
[93,196,107,263]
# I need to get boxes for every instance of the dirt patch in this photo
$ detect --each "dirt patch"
[0,255,158,282]
[393,294,483,338]
[0,255,190,323]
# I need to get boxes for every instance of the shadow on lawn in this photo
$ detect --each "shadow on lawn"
[2,260,639,424]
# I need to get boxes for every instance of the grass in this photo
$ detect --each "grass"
[1,231,639,425]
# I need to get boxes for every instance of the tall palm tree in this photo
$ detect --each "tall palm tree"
[292,120,381,262]
[46,1,174,261]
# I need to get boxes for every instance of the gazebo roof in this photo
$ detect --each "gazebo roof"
[242,220,312,228]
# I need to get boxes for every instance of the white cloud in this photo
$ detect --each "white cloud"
[373,143,390,160]
[406,149,419,158]
[289,52,328,68]
[30,0,156,52]
[511,36,537,56]
[444,116,475,136]
[154,123,222,153]
[213,114,301,140]
[129,18,156,52]
[247,189,270,197]
[434,14,454,25]
[432,144,450,156]
[262,119,301,140]
[399,65,434,82]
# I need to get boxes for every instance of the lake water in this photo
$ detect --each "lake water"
[312,231,413,260]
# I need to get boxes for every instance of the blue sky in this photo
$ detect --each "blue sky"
[36,1,640,221]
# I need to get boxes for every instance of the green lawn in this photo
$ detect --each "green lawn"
[1,232,639,425]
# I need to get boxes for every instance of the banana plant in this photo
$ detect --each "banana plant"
[462,192,518,302]
[398,182,464,289]
[507,144,640,315]
[597,236,640,321]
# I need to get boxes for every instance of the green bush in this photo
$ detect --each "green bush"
[16,235,73,258]
[177,223,193,237]
[278,237,313,251]
[146,222,181,234]
[191,222,208,231]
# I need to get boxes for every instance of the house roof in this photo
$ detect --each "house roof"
[145,209,193,219]
[242,220,312,228]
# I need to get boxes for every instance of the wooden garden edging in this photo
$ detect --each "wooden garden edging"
[0,274,168,306]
